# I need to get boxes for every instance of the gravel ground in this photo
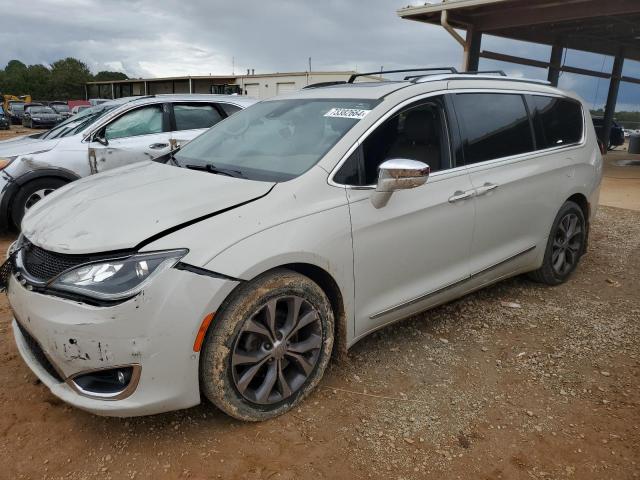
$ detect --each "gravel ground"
[0,206,638,480]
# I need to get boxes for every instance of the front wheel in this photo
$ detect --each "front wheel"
[200,269,334,421]
[528,201,586,285]
[11,177,68,229]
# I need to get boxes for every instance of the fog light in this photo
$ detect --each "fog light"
[72,366,134,395]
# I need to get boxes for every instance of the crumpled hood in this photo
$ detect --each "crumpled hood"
[0,133,60,157]
[22,161,275,254]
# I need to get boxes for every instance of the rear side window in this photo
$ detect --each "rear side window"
[173,103,223,131]
[529,96,583,149]
[453,93,534,164]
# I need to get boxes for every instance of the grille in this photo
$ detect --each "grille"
[16,322,64,383]
[21,241,95,283]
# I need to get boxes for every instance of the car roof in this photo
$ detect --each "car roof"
[271,81,409,100]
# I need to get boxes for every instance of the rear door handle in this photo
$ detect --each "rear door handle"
[475,183,499,196]
[448,190,475,203]
[149,143,169,149]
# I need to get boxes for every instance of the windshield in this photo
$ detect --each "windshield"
[11,103,24,112]
[29,107,55,114]
[52,104,70,112]
[174,98,378,181]
[39,103,120,140]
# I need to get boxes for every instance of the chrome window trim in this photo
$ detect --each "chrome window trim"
[328,88,587,190]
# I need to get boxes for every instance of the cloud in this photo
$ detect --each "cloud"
[1,0,639,110]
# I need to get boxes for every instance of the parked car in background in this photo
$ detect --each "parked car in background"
[71,105,91,115]
[0,106,9,130]
[49,102,72,119]
[1,72,601,420]
[22,105,64,129]
[592,117,625,149]
[7,101,25,124]
[0,94,255,229]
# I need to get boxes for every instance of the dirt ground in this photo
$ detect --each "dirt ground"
[0,127,638,479]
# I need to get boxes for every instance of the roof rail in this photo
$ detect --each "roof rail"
[348,67,458,83]
[413,73,552,86]
[303,81,348,89]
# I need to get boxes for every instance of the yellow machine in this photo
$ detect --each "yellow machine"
[2,94,32,112]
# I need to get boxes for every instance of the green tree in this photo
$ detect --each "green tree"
[3,60,28,94]
[25,64,51,99]
[93,71,128,81]
[50,57,92,99]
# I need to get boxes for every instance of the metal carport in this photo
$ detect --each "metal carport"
[397,0,640,146]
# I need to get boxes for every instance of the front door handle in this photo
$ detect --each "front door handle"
[475,183,499,196]
[149,143,169,149]
[448,190,475,203]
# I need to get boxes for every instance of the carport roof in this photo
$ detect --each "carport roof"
[397,0,640,61]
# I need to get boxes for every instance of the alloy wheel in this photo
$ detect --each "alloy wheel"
[551,212,583,276]
[24,188,56,213]
[231,296,323,405]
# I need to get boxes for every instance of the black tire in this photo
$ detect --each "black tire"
[11,177,68,229]
[200,269,334,421]
[528,201,586,285]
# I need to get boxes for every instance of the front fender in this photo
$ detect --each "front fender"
[204,204,355,344]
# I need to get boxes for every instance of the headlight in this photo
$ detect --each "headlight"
[0,156,16,170]
[50,249,187,300]
[32,117,41,121]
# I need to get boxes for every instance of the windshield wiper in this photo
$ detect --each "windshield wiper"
[184,163,245,178]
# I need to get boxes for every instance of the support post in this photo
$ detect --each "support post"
[463,29,482,72]
[601,48,625,147]
[111,82,115,99]
[189,77,193,94]
[547,42,563,86]
[144,81,148,95]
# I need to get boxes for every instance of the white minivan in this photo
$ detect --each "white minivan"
[0,94,255,229]
[4,71,602,421]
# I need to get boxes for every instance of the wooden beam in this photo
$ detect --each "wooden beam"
[480,50,640,84]
[470,0,640,32]
[547,43,563,86]
[602,49,625,145]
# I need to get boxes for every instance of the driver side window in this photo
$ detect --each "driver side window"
[334,97,450,186]
[105,105,165,140]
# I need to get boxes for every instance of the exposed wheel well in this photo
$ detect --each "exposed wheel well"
[566,193,590,253]
[567,193,589,221]
[281,263,348,358]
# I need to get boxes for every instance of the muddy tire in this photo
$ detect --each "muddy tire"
[11,177,67,229]
[200,269,334,421]
[528,201,586,286]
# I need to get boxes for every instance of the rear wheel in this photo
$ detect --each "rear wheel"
[11,177,67,229]
[528,201,586,285]
[200,269,334,421]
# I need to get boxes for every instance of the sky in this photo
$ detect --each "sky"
[2,0,640,110]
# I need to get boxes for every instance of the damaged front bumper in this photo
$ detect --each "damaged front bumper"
[7,266,239,417]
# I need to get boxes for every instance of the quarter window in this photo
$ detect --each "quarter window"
[105,105,164,140]
[453,93,534,165]
[529,96,583,149]
[173,103,223,131]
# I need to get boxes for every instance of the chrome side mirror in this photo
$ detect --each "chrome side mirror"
[375,159,430,193]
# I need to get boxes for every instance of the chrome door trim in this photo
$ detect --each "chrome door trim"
[369,244,536,320]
